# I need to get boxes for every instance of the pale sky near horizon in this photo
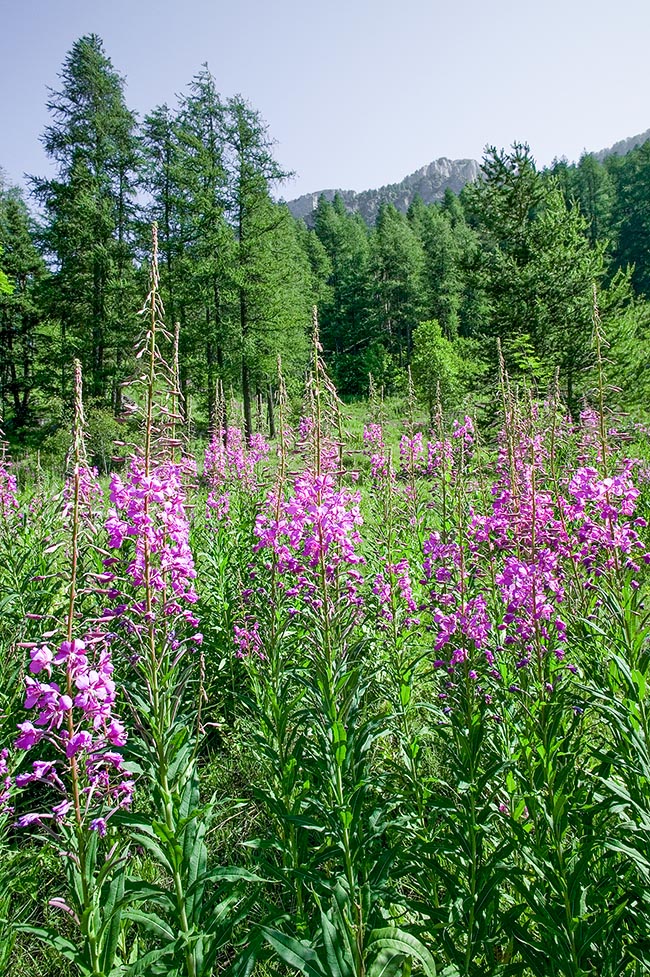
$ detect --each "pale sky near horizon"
[1,0,649,202]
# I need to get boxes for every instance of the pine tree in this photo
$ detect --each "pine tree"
[0,177,47,428]
[222,94,298,438]
[465,144,606,407]
[371,203,425,365]
[31,34,140,405]
[313,195,373,394]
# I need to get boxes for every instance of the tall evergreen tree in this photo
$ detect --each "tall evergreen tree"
[176,69,237,422]
[141,103,187,330]
[313,195,373,393]
[0,177,48,428]
[223,94,301,437]
[371,203,425,365]
[31,34,140,405]
[608,140,650,296]
[465,144,606,407]
[408,196,463,339]
[573,153,614,247]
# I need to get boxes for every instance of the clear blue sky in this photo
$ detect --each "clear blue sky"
[2,0,650,201]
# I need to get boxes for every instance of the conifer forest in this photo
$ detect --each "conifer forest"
[3,33,650,977]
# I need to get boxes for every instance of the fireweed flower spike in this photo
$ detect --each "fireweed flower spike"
[253,469,365,614]
[204,423,269,521]
[0,428,19,520]
[16,636,133,824]
[363,423,392,482]
[12,360,133,977]
[16,363,133,832]
[99,226,210,977]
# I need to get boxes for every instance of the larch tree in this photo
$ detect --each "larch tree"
[222,94,299,439]
[312,195,373,394]
[31,34,140,406]
[0,178,47,428]
[371,203,425,366]
[176,69,237,425]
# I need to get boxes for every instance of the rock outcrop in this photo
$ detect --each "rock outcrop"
[286,157,481,225]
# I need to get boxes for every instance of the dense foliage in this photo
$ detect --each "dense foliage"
[2,35,650,447]
[3,32,650,976]
[2,275,650,974]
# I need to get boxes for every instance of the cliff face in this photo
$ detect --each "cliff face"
[286,157,482,225]
[287,128,650,226]
[591,128,650,163]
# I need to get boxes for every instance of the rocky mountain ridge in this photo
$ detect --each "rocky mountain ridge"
[285,157,481,225]
[286,128,650,225]
[591,127,650,164]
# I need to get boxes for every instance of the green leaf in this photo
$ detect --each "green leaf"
[124,944,175,976]
[99,872,125,974]
[367,949,406,977]
[259,926,324,976]
[367,928,437,977]
[320,904,353,977]
[15,925,83,967]
[122,908,175,942]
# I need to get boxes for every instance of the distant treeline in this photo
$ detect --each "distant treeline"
[2,34,650,449]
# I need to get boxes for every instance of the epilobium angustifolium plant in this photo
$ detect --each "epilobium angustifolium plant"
[6,292,650,977]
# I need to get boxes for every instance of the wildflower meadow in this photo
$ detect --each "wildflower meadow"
[1,238,650,977]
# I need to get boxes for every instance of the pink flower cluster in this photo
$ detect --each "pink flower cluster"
[496,554,567,661]
[15,637,133,831]
[564,463,648,574]
[399,418,473,480]
[0,749,12,813]
[106,458,198,606]
[426,437,453,476]
[233,620,263,659]
[420,533,493,672]
[423,409,649,695]
[452,416,475,457]
[251,471,365,622]
[204,426,269,519]
[373,559,419,625]
[423,533,463,589]
[255,472,364,576]
[0,461,18,518]
[432,593,492,665]
[363,424,391,480]
[399,432,425,475]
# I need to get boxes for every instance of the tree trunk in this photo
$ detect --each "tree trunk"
[267,385,276,439]
[242,359,252,443]
[240,289,253,442]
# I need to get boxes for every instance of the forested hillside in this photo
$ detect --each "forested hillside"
[2,33,650,459]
